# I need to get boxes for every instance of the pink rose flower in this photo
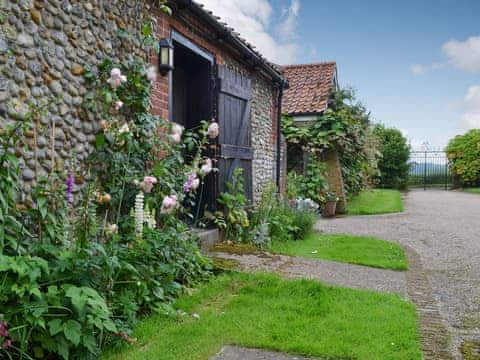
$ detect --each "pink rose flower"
[170,123,184,144]
[146,65,157,83]
[140,176,158,193]
[200,158,213,175]
[170,133,181,144]
[161,195,179,214]
[107,68,127,89]
[207,122,219,139]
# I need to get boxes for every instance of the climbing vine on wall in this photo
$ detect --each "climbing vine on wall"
[282,89,378,196]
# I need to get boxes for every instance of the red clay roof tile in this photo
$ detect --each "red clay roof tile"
[281,62,337,115]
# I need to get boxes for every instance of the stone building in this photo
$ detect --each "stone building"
[0,0,287,207]
[281,62,347,212]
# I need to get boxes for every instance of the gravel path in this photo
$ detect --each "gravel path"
[318,189,480,359]
[214,251,407,296]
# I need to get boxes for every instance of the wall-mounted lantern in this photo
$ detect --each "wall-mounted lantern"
[158,38,174,76]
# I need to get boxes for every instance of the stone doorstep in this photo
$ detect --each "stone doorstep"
[211,346,316,360]
[196,228,221,251]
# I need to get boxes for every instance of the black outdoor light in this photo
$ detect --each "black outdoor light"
[158,38,174,76]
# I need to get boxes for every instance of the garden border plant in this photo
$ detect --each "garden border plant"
[0,3,228,359]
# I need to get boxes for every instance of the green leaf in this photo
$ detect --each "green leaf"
[82,333,96,353]
[63,320,82,346]
[103,319,117,333]
[95,133,105,148]
[57,338,70,360]
[48,319,63,336]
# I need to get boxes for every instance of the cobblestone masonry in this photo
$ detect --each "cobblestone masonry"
[0,1,283,203]
[0,0,148,194]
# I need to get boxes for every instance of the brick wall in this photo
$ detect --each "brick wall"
[150,7,282,203]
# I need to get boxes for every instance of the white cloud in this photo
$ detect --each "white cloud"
[278,0,300,41]
[410,64,427,75]
[196,0,300,64]
[460,85,480,129]
[442,36,480,73]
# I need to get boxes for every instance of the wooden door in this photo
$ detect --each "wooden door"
[217,66,253,202]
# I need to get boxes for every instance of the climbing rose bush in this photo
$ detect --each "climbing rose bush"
[0,58,215,359]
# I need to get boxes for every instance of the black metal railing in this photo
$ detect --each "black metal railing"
[408,151,451,190]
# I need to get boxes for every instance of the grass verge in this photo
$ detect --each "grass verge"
[464,188,480,194]
[103,272,420,360]
[347,189,403,215]
[271,232,408,270]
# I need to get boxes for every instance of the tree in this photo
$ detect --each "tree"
[446,129,480,186]
[373,124,410,189]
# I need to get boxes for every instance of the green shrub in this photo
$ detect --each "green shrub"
[446,129,480,186]
[373,124,410,189]
[290,209,317,240]
[210,168,250,243]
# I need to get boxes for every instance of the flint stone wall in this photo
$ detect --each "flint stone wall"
[0,0,148,193]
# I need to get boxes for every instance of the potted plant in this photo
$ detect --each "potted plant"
[323,191,339,217]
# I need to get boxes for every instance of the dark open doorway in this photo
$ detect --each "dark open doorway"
[171,31,215,219]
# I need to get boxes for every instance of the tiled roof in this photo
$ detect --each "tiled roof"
[281,62,337,116]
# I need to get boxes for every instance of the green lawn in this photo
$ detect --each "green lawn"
[464,188,480,194]
[347,189,404,215]
[271,232,408,270]
[103,273,421,360]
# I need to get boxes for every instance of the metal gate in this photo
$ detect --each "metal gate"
[408,151,452,190]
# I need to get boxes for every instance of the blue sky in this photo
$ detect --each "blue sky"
[198,0,480,150]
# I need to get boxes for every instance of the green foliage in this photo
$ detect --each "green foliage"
[268,202,316,243]
[297,158,329,204]
[446,129,480,186]
[0,254,116,359]
[0,123,30,255]
[282,89,378,197]
[0,57,212,358]
[210,168,250,243]
[373,124,410,189]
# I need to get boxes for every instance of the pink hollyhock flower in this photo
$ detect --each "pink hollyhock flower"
[183,172,200,192]
[114,100,124,110]
[207,122,219,139]
[140,176,158,193]
[200,158,213,175]
[146,65,157,83]
[161,195,179,214]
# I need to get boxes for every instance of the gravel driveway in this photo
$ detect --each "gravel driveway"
[317,189,480,359]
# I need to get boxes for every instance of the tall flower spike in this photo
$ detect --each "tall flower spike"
[134,191,144,238]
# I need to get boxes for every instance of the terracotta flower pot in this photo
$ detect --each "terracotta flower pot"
[323,201,337,217]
